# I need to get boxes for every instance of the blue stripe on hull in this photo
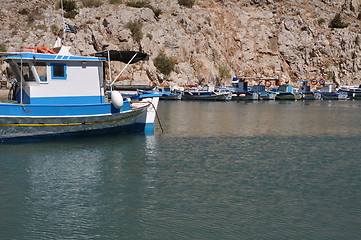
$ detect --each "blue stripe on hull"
[0,102,132,116]
[30,96,106,105]
[144,123,155,136]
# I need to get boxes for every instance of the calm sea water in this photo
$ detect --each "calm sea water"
[0,100,360,239]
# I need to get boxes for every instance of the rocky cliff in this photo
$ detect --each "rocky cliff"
[0,0,360,87]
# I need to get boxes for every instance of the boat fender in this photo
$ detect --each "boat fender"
[111,91,123,109]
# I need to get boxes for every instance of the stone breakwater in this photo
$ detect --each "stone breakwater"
[0,0,360,87]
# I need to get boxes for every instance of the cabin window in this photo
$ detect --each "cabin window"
[51,63,67,79]
[21,64,35,82]
[34,62,47,83]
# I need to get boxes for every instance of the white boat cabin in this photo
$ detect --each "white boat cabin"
[5,51,106,105]
[3,48,148,106]
[319,83,337,93]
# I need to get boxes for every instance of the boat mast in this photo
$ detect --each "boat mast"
[107,50,112,89]
[20,55,23,104]
[61,0,65,44]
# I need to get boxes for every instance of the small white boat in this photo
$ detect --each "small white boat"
[227,81,258,101]
[138,85,182,100]
[224,77,276,100]
[182,85,232,101]
[271,85,302,100]
[338,85,361,99]
[0,48,159,142]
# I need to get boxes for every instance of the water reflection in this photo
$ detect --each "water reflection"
[156,100,361,137]
[0,134,159,239]
[1,100,361,239]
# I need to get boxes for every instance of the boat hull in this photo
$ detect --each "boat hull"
[338,89,361,99]
[182,92,231,101]
[231,92,258,101]
[160,93,182,100]
[275,92,302,100]
[259,92,276,100]
[301,92,321,100]
[0,106,148,142]
[319,92,348,100]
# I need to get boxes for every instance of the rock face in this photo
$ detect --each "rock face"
[0,0,360,87]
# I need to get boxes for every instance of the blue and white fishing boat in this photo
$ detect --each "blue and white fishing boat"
[224,77,276,100]
[338,85,361,99]
[271,85,302,100]
[182,85,232,101]
[317,83,348,100]
[298,85,321,100]
[250,84,276,100]
[0,47,160,142]
[227,80,258,101]
[138,85,182,100]
[293,79,323,100]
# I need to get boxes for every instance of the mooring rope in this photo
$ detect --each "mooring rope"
[132,100,164,133]
[148,100,164,133]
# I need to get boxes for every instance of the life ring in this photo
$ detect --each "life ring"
[36,46,56,54]
[318,78,325,85]
[311,79,318,85]
[265,80,272,87]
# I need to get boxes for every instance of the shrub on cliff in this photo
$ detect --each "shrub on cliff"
[329,13,349,28]
[178,0,195,8]
[126,1,150,8]
[82,0,103,7]
[109,0,122,4]
[218,65,230,82]
[0,44,7,52]
[18,8,29,15]
[58,0,77,12]
[318,18,325,25]
[154,53,175,76]
[50,24,60,35]
[125,20,143,43]
[146,33,153,40]
[126,1,162,18]
[57,0,79,18]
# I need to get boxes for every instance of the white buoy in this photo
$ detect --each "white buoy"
[111,91,123,109]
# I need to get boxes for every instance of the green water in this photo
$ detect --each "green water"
[0,100,360,239]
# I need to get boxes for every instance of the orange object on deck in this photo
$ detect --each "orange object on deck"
[36,46,56,54]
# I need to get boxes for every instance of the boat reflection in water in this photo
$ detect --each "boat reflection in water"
[4,133,157,239]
